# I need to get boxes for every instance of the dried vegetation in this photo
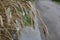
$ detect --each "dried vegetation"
[0,0,48,40]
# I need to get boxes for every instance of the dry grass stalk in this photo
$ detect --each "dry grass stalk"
[0,0,49,40]
[0,0,35,40]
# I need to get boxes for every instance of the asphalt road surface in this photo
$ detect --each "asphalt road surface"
[35,0,60,40]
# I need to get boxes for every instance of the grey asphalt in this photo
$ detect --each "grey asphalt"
[20,16,42,40]
[35,0,60,40]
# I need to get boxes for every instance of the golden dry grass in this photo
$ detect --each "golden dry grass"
[0,0,49,40]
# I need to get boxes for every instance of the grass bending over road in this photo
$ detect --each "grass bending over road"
[0,0,48,40]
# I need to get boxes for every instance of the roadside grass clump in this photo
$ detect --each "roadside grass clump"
[0,0,37,40]
[0,0,48,40]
